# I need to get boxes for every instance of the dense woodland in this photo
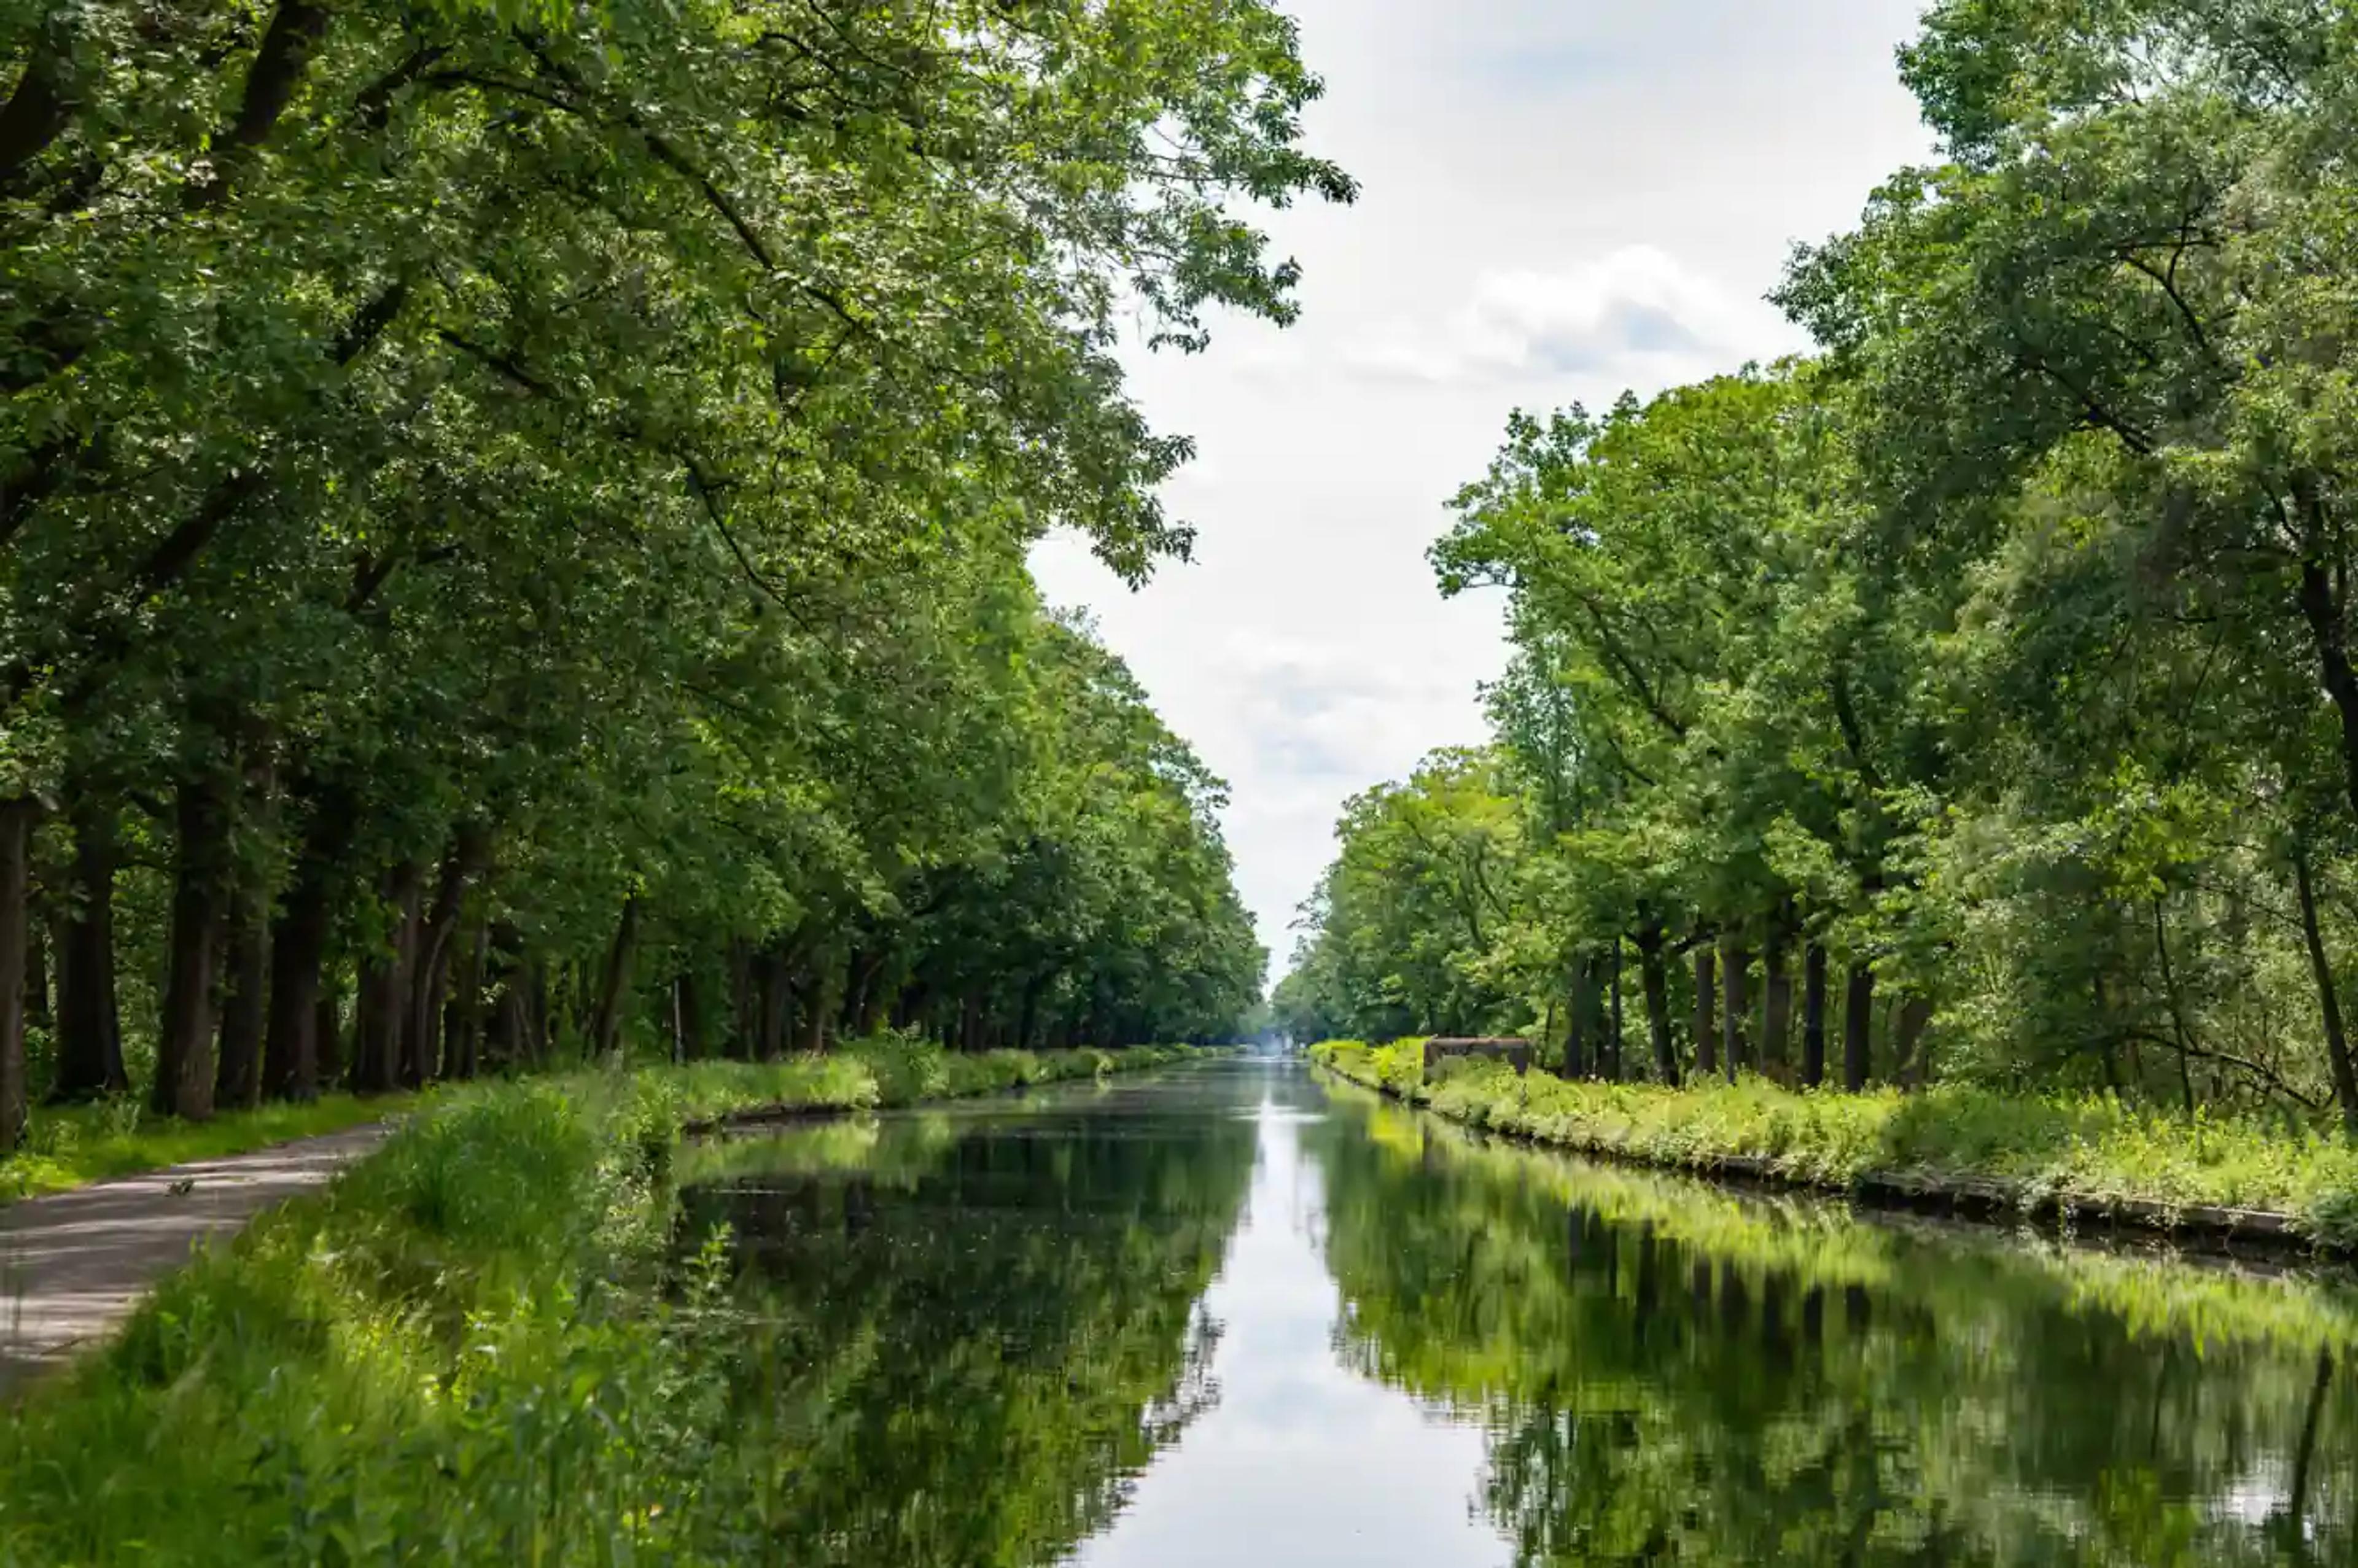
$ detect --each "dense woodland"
[1278,0,2358,1136]
[0,0,1345,1143]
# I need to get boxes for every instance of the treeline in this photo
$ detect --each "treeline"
[1279,0,2358,1135]
[0,0,1345,1141]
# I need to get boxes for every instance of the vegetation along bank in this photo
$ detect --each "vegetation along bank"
[1312,1039,2358,1253]
[1274,5,2358,1265]
[0,0,1334,1153]
[0,1036,1212,1562]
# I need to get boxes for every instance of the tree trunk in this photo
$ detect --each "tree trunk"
[588,895,640,1060]
[314,966,343,1087]
[1017,972,1045,1053]
[1565,953,1597,1079]
[25,905,47,1034]
[2294,537,2358,831]
[727,938,753,1058]
[1606,939,1624,1081]
[526,960,551,1065]
[53,791,126,1100]
[1720,936,1751,1082]
[798,955,833,1055]
[1692,944,1718,1079]
[1760,933,1792,1081]
[0,800,36,1151]
[2293,842,2358,1138]
[755,946,789,1061]
[212,725,276,1111]
[442,919,486,1080]
[351,860,423,1094]
[263,778,349,1101]
[405,826,490,1087]
[1801,942,1829,1089]
[213,888,268,1111]
[674,969,706,1062]
[2151,894,2197,1117]
[857,953,891,1035]
[484,927,527,1071]
[153,766,233,1120]
[1894,994,1934,1088]
[1637,926,1678,1086]
[1842,963,1874,1092]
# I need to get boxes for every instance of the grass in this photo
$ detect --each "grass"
[1310,1038,2358,1252]
[0,1038,1194,1207]
[0,1036,1213,1564]
[0,1092,403,1204]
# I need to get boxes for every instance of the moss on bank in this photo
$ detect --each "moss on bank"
[1310,1038,2358,1252]
[0,1038,1209,1564]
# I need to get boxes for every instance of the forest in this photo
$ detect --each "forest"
[1277,0,2358,1141]
[0,0,1342,1146]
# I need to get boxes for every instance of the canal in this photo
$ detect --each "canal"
[679,1057,2357,1566]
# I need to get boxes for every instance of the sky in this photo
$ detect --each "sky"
[1030,0,1939,981]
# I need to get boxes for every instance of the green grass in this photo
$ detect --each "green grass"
[0,1038,1196,1207]
[1310,1038,2358,1251]
[0,1037,1213,1564]
[0,1092,403,1204]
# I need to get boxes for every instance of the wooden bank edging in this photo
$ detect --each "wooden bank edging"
[1319,1065,2332,1260]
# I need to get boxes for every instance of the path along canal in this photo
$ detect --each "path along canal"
[681,1057,2358,1566]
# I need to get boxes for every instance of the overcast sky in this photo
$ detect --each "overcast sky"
[1030,0,1937,981]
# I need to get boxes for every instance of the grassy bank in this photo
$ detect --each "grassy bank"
[0,1038,1208,1564]
[0,1039,1189,1206]
[1310,1039,2358,1252]
[0,1093,402,1205]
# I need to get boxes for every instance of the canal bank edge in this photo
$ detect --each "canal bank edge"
[1309,1039,2358,1257]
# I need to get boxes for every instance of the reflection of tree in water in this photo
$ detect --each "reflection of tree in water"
[677,1102,1259,1567]
[1306,1087,2357,1567]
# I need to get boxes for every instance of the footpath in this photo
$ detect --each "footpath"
[0,1125,386,1395]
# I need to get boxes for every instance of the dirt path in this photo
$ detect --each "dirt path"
[0,1125,387,1397]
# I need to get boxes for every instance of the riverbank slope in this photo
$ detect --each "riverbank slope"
[1310,1039,2358,1254]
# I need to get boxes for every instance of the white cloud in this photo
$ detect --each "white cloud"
[1344,247,1803,387]
[1032,0,1936,983]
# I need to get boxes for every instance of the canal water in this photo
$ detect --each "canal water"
[678,1058,2357,1566]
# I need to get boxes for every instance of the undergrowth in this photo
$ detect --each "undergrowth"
[1310,1039,2358,1251]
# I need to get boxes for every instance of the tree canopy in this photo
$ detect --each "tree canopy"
[0,0,1340,1136]
[1283,0,2358,1138]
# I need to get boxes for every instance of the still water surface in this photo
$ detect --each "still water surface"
[680,1059,2358,1566]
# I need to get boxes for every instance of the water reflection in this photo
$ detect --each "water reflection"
[677,1066,1259,1567]
[1070,1068,1504,1567]
[1308,1081,2358,1566]
[679,1063,2358,1567]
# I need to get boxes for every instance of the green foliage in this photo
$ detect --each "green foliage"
[1288,0,2358,1146]
[0,0,1315,1136]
